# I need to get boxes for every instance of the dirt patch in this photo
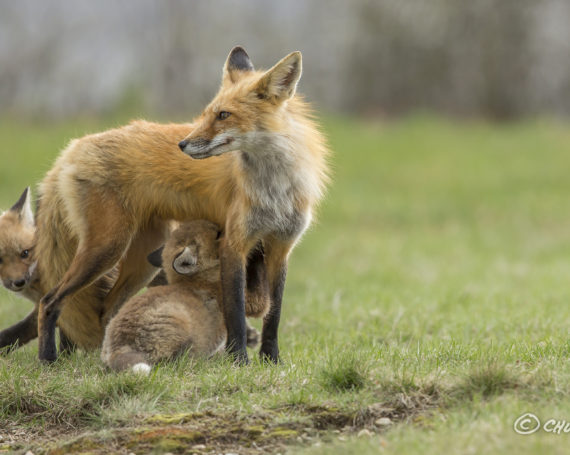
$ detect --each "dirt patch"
[7,401,432,455]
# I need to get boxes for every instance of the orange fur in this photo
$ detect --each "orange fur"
[36,47,330,363]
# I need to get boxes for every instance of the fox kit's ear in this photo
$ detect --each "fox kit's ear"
[256,51,302,102]
[173,247,197,275]
[10,187,34,227]
[147,246,164,268]
[223,46,254,84]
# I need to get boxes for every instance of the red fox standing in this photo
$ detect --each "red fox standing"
[37,47,330,363]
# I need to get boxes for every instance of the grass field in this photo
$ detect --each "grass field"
[0,114,569,454]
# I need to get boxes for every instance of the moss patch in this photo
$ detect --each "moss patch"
[33,403,411,455]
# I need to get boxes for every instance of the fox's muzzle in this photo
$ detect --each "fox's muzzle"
[179,138,215,160]
[3,276,27,292]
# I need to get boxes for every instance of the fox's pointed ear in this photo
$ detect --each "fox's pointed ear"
[256,51,302,102]
[10,187,34,227]
[147,246,164,268]
[223,46,254,84]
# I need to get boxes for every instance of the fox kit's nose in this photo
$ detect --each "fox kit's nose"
[13,278,26,288]
[178,140,188,151]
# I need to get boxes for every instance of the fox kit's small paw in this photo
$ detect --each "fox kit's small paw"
[132,362,151,375]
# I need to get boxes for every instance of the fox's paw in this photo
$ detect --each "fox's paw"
[259,341,280,365]
[226,346,249,366]
[38,343,58,363]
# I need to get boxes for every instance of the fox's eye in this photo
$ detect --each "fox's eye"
[217,111,231,120]
[20,249,29,259]
[0,257,2,264]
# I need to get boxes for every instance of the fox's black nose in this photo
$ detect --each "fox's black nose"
[178,140,189,151]
[13,279,26,288]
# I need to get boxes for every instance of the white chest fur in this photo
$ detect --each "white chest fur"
[239,133,315,240]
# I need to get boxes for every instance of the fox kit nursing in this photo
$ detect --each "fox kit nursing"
[37,46,329,363]
[102,221,236,372]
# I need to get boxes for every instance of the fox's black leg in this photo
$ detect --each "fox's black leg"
[259,240,291,364]
[260,263,286,363]
[220,240,248,364]
[0,308,38,353]
[58,329,76,355]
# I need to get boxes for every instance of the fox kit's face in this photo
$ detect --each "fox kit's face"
[0,188,36,293]
[179,46,302,160]
[148,221,221,282]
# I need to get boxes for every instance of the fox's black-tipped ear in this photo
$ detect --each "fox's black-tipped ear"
[256,51,302,102]
[10,187,34,227]
[147,246,164,268]
[223,46,254,83]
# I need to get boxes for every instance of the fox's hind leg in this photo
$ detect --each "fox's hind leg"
[245,242,270,318]
[58,329,76,355]
[244,243,269,349]
[38,189,134,362]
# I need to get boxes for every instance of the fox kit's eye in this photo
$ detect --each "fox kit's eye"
[20,249,29,259]
[217,111,231,120]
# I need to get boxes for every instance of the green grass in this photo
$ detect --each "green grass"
[0,114,569,453]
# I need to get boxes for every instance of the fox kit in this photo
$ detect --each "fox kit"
[102,221,229,372]
[0,188,77,351]
[37,46,329,364]
[0,188,42,349]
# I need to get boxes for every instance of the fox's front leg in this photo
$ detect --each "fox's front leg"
[259,239,292,363]
[219,236,250,364]
[0,308,38,352]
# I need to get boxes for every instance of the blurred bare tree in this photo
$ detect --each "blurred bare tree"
[0,0,568,119]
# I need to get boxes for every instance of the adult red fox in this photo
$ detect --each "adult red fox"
[37,46,329,363]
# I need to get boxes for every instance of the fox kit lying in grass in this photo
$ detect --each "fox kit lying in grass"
[0,191,262,352]
[102,220,265,373]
